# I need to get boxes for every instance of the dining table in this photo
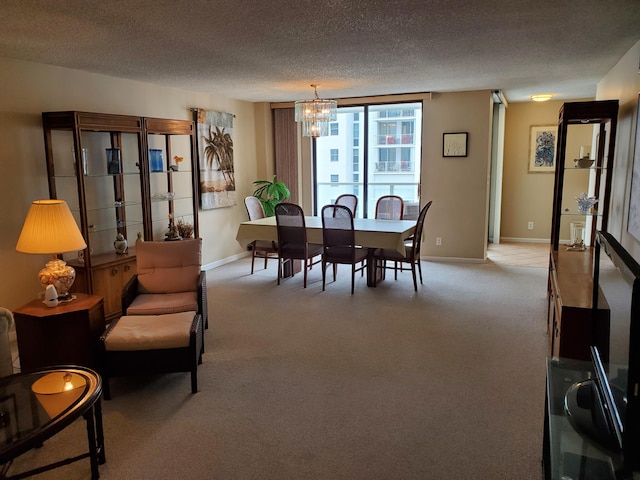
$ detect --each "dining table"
[236,216,416,287]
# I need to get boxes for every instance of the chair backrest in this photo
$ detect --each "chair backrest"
[409,201,433,257]
[322,204,357,261]
[244,196,266,220]
[136,238,202,294]
[375,195,404,220]
[275,203,308,252]
[335,194,358,217]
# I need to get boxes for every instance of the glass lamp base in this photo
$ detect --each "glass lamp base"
[38,258,76,299]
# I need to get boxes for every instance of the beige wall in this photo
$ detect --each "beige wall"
[421,90,494,260]
[0,57,271,309]
[501,101,594,242]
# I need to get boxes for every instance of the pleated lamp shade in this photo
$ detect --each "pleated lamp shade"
[16,199,86,254]
[16,199,87,299]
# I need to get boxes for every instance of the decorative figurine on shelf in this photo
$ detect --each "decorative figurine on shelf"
[136,232,144,243]
[114,233,128,254]
[173,155,184,171]
[575,193,599,214]
[164,214,182,241]
[165,224,181,241]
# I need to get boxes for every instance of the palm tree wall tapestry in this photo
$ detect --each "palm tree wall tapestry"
[195,109,236,210]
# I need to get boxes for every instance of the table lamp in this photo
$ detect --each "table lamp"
[16,199,87,300]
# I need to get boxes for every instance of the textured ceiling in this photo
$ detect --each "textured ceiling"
[0,0,639,103]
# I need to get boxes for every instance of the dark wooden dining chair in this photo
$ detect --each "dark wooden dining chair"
[375,195,404,220]
[244,196,278,274]
[374,195,405,276]
[335,194,358,218]
[274,203,322,288]
[321,204,368,294]
[374,200,433,291]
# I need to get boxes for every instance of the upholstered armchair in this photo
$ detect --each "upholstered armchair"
[122,238,208,329]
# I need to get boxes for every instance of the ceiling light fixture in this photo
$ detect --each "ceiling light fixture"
[531,94,554,102]
[294,84,337,138]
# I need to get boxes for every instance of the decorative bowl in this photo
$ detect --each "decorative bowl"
[574,158,594,168]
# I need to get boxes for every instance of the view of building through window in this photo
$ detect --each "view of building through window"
[314,102,422,218]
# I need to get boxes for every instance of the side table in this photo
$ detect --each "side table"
[0,366,105,479]
[13,294,105,371]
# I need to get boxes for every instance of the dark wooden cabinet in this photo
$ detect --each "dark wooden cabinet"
[13,294,105,370]
[547,100,618,360]
[41,111,199,321]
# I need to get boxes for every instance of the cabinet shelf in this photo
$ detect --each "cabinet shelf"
[560,210,604,217]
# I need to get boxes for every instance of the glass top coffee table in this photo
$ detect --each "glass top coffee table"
[0,366,105,479]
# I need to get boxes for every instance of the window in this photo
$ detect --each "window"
[330,149,339,162]
[315,102,422,218]
[330,123,339,135]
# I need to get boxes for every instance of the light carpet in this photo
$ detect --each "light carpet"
[8,258,549,479]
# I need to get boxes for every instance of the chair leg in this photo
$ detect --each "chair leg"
[351,264,355,294]
[251,251,256,274]
[332,263,337,281]
[303,258,308,288]
[322,259,327,291]
[417,258,423,285]
[264,253,268,270]
[277,258,282,285]
[191,368,198,394]
[410,263,418,291]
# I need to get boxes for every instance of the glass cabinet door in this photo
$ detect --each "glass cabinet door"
[557,122,608,250]
[80,130,144,254]
[147,130,196,241]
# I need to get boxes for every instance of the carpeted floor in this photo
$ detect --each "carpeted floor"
[7,257,548,479]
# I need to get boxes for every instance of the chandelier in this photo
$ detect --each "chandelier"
[294,84,337,138]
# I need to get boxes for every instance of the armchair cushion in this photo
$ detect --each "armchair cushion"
[126,292,198,316]
[104,311,196,351]
[136,239,202,294]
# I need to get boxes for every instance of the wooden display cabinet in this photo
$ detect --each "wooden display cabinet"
[42,111,199,321]
[547,100,618,360]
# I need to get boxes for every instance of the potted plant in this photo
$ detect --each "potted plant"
[252,175,290,217]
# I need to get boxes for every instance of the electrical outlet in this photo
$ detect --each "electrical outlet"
[527,221,534,230]
[436,237,442,246]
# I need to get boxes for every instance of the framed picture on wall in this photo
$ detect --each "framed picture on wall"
[528,125,557,173]
[627,94,640,242]
[194,108,237,210]
[443,132,468,157]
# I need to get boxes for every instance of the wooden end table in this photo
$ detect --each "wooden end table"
[13,294,105,371]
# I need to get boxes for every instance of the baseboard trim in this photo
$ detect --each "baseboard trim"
[422,255,485,264]
[498,237,550,244]
[203,252,250,271]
